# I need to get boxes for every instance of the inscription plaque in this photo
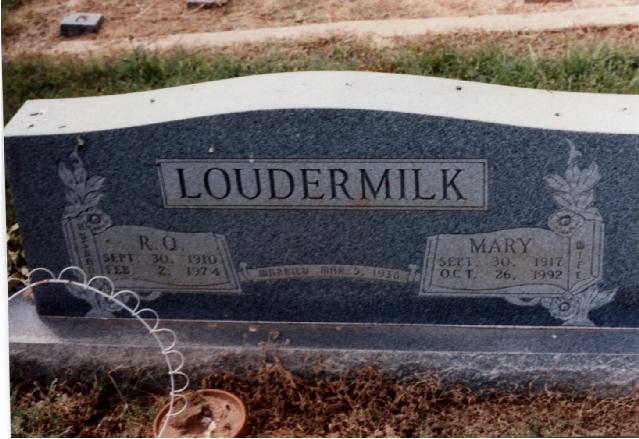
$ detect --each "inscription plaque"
[60,153,240,293]
[422,224,603,297]
[421,151,605,297]
[158,159,488,210]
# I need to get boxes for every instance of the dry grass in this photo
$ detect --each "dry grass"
[4,27,639,126]
[5,7,639,437]
[11,360,639,437]
[206,360,639,437]
[4,27,639,282]
[2,0,635,57]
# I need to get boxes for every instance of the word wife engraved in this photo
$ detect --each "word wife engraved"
[158,159,488,210]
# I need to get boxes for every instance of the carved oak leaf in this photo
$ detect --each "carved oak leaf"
[552,193,574,210]
[58,162,76,188]
[83,192,103,208]
[63,204,88,219]
[544,174,569,192]
[85,176,105,193]
[567,139,582,165]
[65,189,82,206]
[69,150,82,165]
[575,191,594,210]
[577,163,600,192]
[73,164,87,186]
[565,164,579,186]
[589,287,617,309]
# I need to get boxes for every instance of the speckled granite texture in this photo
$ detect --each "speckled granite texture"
[9,297,639,395]
[5,109,639,326]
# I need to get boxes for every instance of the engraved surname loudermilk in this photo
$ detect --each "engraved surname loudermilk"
[157,159,488,210]
[59,151,241,295]
[58,141,614,325]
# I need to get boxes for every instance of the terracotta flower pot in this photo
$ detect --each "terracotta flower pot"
[153,389,248,438]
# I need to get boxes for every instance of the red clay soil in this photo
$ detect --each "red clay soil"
[2,0,635,57]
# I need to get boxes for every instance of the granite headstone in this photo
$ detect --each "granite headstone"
[5,72,639,331]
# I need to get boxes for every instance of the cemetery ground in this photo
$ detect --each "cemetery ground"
[4,12,639,439]
[1,0,635,57]
[9,361,639,437]
[2,26,639,126]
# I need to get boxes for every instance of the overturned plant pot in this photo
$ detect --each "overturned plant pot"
[154,389,248,438]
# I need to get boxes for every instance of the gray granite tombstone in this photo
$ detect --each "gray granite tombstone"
[6,72,639,390]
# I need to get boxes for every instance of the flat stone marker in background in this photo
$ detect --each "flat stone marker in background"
[6,72,639,391]
[186,0,229,8]
[60,12,103,37]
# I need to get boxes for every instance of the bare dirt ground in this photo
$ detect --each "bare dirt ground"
[2,0,636,57]
[10,362,639,437]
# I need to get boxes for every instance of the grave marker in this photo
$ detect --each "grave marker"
[5,72,639,328]
[7,72,639,391]
[186,0,228,9]
[60,12,103,37]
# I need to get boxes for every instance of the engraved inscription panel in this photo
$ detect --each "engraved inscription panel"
[420,220,603,297]
[240,264,418,284]
[65,221,241,293]
[57,142,616,325]
[158,159,488,210]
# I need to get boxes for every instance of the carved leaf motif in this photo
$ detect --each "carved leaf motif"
[85,176,105,193]
[544,174,569,192]
[83,191,103,207]
[577,163,600,192]
[63,204,87,219]
[73,165,87,186]
[70,150,82,166]
[65,189,82,206]
[565,164,579,185]
[552,193,574,210]
[575,191,594,210]
[590,288,617,309]
[58,163,76,188]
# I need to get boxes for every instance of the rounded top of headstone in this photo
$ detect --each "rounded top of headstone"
[4,71,638,136]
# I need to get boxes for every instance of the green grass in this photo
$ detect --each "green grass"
[3,39,639,124]
[11,379,92,437]
[4,34,639,437]
[3,38,638,242]
[11,362,639,438]
[2,36,639,276]
[11,370,163,437]
[1,0,22,13]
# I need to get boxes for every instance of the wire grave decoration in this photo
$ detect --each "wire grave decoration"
[9,266,190,438]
